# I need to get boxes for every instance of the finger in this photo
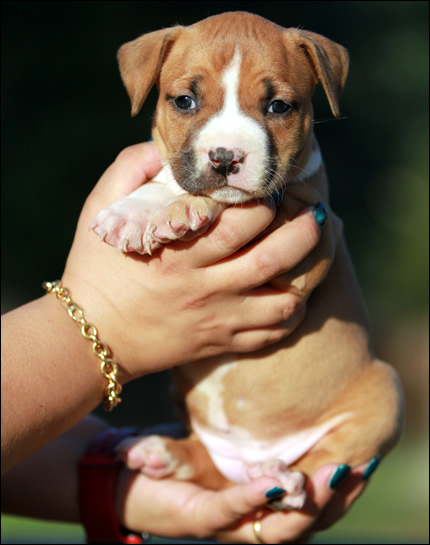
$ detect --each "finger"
[231,304,307,353]
[174,201,276,268]
[229,287,304,329]
[87,142,162,208]
[209,206,322,291]
[313,466,368,532]
[213,465,339,544]
[250,465,340,544]
[228,464,341,543]
[198,477,282,533]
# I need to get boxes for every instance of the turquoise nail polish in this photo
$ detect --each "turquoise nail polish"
[362,455,382,480]
[314,201,328,229]
[329,464,351,489]
[265,486,286,499]
[270,189,283,208]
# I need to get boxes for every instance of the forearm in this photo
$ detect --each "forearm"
[1,415,108,521]
[1,295,108,474]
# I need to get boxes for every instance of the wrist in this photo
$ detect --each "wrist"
[60,273,135,385]
[1,296,107,474]
[43,279,127,411]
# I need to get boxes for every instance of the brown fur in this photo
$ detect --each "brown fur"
[117,12,403,491]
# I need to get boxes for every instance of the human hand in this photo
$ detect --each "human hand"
[115,461,370,543]
[62,142,322,383]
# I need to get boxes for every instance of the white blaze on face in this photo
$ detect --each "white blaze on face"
[194,48,269,203]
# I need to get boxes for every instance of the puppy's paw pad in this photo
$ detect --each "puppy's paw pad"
[286,490,307,510]
[271,490,306,511]
[91,199,152,254]
[247,459,287,479]
[247,460,306,511]
[115,435,180,478]
[147,215,187,243]
[146,195,222,244]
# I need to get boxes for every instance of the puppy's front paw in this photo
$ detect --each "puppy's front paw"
[247,460,306,510]
[115,435,183,479]
[145,194,224,247]
[91,199,156,254]
[92,194,224,255]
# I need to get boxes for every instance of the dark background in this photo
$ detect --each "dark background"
[1,1,428,542]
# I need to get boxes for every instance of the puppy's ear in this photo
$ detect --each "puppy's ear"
[293,30,349,118]
[117,26,183,117]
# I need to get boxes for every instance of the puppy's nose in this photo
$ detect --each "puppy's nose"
[208,147,245,176]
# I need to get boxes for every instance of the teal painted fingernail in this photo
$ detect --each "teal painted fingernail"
[313,202,328,229]
[270,189,283,207]
[329,464,351,489]
[265,486,286,499]
[362,455,382,480]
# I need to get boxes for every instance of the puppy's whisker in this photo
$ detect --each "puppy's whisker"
[313,116,348,125]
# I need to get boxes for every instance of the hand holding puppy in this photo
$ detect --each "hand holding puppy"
[115,456,371,543]
[1,141,322,475]
[63,141,323,383]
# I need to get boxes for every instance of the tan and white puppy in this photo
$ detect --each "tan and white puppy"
[92,12,403,509]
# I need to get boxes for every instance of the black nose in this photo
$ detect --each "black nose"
[208,147,244,176]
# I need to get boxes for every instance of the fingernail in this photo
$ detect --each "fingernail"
[362,455,382,480]
[270,189,283,208]
[313,202,328,229]
[329,464,351,489]
[265,486,286,499]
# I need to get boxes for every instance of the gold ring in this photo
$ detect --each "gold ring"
[253,510,266,544]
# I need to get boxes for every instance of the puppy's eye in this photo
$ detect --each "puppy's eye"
[268,100,291,114]
[174,96,196,111]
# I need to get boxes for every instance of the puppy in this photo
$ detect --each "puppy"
[92,12,403,510]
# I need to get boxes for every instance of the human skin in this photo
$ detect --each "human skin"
[1,415,368,543]
[2,142,322,474]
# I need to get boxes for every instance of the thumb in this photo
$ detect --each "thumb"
[87,142,162,209]
[203,477,281,531]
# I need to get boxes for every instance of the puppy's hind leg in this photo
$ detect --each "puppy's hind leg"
[290,360,404,483]
[116,433,229,490]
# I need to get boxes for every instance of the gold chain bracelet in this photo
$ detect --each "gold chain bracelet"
[42,280,122,411]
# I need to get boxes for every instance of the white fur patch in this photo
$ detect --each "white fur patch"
[152,164,186,197]
[179,357,352,484]
[192,412,353,483]
[291,147,322,183]
[193,48,269,202]
[179,357,237,432]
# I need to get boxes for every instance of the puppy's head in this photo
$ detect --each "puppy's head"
[118,12,348,203]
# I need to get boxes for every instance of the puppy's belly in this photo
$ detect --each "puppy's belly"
[191,413,352,483]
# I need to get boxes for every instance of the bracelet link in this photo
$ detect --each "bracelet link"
[68,303,85,323]
[81,323,98,340]
[101,359,119,378]
[93,340,109,358]
[57,286,71,303]
[42,280,122,412]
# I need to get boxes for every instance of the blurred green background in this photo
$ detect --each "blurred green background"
[1,1,428,543]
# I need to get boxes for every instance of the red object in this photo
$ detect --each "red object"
[78,427,144,544]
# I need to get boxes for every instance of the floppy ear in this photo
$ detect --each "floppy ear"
[117,26,183,117]
[292,30,349,118]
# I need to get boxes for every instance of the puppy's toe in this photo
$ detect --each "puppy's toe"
[115,435,180,478]
[147,194,223,244]
[91,199,153,254]
[247,459,306,511]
